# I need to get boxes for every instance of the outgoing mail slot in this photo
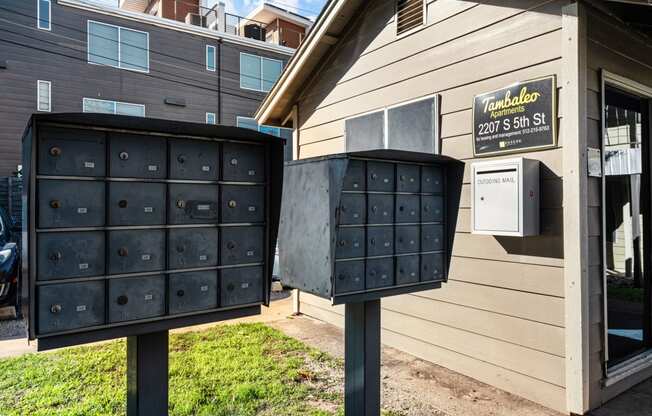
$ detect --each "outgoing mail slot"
[220,226,264,265]
[335,227,365,259]
[108,229,165,274]
[396,255,420,285]
[169,139,220,180]
[367,194,394,224]
[339,194,366,225]
[168,227,219,269]
[38,179,105,228]
[37,231,105,280]
[220,185,265,224]
[108,182,166,226]
[109,133,167,179]
[168,184,219,224]
[366,226,393,257]
[396,164,420,193]
[421,195,443,223]
[366,257,394,289]
[222,143,265,182]
[342,160,366,191]
[108,275,165,323]
[220,266,263,307]
[169,271,219,314]
[38,127,106,177]
[367,161,395,191]
[395,194,420,223]
[395,225,419,254]
[37,280,105,334]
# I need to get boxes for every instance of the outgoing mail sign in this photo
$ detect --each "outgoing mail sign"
[473,76,557,156]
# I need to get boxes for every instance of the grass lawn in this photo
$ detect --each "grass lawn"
[0,323,346,416]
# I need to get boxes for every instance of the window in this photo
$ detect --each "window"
[396,0,424,36]
[206,112,216,124]
[37,0,51,31]
[88,21,149,72]
[237,116,292,138]
[37,80,51,112]
[239,53,283,92]
[83,98,145,117]
[206,45,216,72]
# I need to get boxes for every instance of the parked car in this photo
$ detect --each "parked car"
[0,207,19,307]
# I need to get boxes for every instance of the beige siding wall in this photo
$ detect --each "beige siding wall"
[585,4,652,409]
[293,0,571,411]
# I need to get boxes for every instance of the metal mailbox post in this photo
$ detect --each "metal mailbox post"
[279,150,463,415]
[22,113,284,416]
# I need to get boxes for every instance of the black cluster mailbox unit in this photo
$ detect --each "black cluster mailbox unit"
[22,113,284,350]
[279,150,464,305]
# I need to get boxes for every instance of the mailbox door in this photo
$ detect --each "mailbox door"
[343,159,366,191]
[108,275,166,323]
[168,227,219,269]
[366,226,394,257]
[396,255,420,285]
[108,229,166,274]
[108,182,166,226]
[38,180,105,228]
[395,225,420,254]
[396,164,420,193]
[169,271,219,314]
[220,266,263,307]
[109,133,167,179]
[220,226,264,265]
[37,231,105,280]
[335,227,365,259]
[339,194,366,225]
[421,195,443,223]
[367,194,394,224]
[38,127,106,177]
[421,166,443,194]
[222,143,265,182]
[168,184,219,224]
[473,167,519,232]
[421,253,444,282]
[169,139,220,180]
[421,224,444,252]
[365,257,394,289]
[220,185,265,223]
[395,194,420,223]
[37,281,105,334]
[334,260,365,294]
[367,161,395,191]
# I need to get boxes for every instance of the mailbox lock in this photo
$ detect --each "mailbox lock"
[176,245,185,253]
[49,146,62,157]
[371,173,378,180]
[370,238,376,245]
[118,200,128,208]
[226,241,236,250]
[117,295,129,305]
[177,290,185,297]
[400,175,406,181]
[339,240,346,247]
[228,200,237,208]
[176,200,186,209]
[118,247,129,257]
[423,204,430,212]
[50,304,62,314]
[337,274,346,281]
[371,205,378,213]
[49,251,62,262]
[177,154,186,164]
[230,158,238,166]
[227,283,235,291]
[119,151,129,160]
[50,200,61,209]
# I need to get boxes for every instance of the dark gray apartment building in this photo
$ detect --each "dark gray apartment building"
[0,0,308,176]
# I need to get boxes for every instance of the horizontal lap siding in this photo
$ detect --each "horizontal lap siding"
[296,0,570,411]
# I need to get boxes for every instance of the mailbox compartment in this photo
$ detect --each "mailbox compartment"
[108,229,166,274]
[396,255,420,285]
[108,275,166,323]
[335,227,365,259]
[395,225,420,254]
[38,127,106,177]
[169,271,219,314]
[367,161,395,191]
[222,143,265,182]
[168,227,219,269]
[168,184,219,224]
[109,133,167,179]
[421,224,444,252]
[342,160,366,191]
[422,166,443,194]
[334,260,365,294]
[220,266,263,307]
[395,194,420,223]
[366,226,394,257]
[396,164,420,193]
[38,179,105,228]
[421,253,444,282]
[367,194,394,224]
[339,194,366,225]
[108,181,166,226]
[37,231,105,281]
[220,185,265,223]
[421,195,443,223]
[220,226,264,265]
[169,139,219,181]
[366,257,394,289]
[37,281,105,334]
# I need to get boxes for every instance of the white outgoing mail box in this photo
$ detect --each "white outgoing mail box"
[471,158,540,237]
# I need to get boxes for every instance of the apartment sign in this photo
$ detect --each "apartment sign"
[473,76,557,156]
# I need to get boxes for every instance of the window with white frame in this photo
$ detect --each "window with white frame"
[239,53,283,92]
[88,21,149,72]
[206,45,216,72]
[237,116,292,138]
[37,80,51,112]
[83,98,145,116]
[396,0,424,36]
[37,0,51,30]
[206,112,216,124]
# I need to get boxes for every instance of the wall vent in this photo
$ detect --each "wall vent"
[397,0,423,36]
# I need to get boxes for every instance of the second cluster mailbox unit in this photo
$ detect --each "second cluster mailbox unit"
[23,113,283,349]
